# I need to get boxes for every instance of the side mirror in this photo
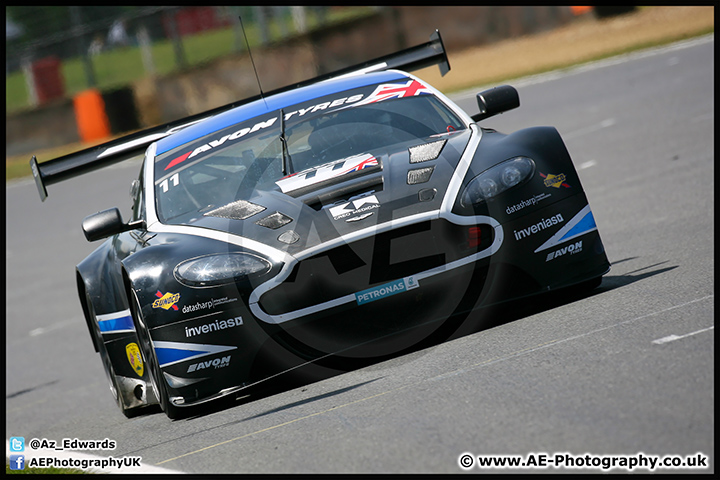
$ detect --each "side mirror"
[471,85,520,122]
[82,207,145,242]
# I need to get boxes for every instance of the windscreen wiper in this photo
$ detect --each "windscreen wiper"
[280,109,294,175]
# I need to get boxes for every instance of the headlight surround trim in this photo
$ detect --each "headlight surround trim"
[461,156,536,207]
[174,252,272,287]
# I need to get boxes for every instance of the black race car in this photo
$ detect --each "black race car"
[32,31,610,419]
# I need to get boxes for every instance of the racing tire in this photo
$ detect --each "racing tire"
[128,288,183,420]
[84,289,146,418]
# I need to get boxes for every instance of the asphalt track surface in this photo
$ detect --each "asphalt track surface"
[6,35,713,474]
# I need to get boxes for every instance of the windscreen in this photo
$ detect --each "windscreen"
[153,82,466,224]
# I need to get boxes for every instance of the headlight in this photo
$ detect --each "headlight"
[461,156,535,207]
[174,253,271,287]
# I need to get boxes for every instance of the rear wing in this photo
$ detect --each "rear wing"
[31,30,449,201]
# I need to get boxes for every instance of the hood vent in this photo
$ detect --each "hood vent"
[407,166,434,185]
[203,200,266,220]
[409,139,446,163]
[256,211,293,229]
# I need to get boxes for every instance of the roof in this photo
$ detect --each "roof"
[155,70,410,155]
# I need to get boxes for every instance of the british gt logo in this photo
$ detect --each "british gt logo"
[153,291,180,311]
[275,154,380,194]
[355,79,431,105]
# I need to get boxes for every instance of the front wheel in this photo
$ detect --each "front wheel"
[84,288,146,418]
[128,287,184,420]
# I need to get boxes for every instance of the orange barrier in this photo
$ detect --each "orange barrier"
[73,89,111,143]
[571,6,593,15]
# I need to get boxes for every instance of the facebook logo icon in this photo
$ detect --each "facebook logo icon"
[10,454,25,470]
[10,436,25,452]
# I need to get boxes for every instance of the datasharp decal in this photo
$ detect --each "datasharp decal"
[505,192,552,215]
[181,296,238,314]
[125,342,144,377]
[275,153,380,194]
[355,276,419,305]
[534,205,597,253]
[353,79,431,105]
[153,291,180,311]
[513,213,564,241]
[540,172,571,188]
[152,341,236,369]
[328,194,380,221]
[163,116,278,171]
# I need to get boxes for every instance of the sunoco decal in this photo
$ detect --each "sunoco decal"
[153,291,180,311]
[540,172,571,189]
[534,205,597,253]
[356,276,419,305]
[125,343,144,377]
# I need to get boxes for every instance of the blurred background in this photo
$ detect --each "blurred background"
[5,6,711,171]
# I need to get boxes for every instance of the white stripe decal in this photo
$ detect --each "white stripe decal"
[533,204,597,253]
[248,125,506,324]
[152,341,236,368]
[95,309,132,321]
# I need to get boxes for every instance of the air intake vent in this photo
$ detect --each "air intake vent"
[409,139,446,163]
[203,200,266,220]
[256,212,293,229]
[407,166,434,185]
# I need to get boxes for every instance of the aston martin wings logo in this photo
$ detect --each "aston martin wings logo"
[328,194,380,221]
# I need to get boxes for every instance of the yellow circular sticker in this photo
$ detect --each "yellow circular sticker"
[126,343,144,377]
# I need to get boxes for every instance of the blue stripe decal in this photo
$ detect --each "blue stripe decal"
[98,314,134,333]
[558,210,596,243]
[152,341,237,368]
[534,204,598,253]
[155,347,209,367]
[155,71,407,155]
